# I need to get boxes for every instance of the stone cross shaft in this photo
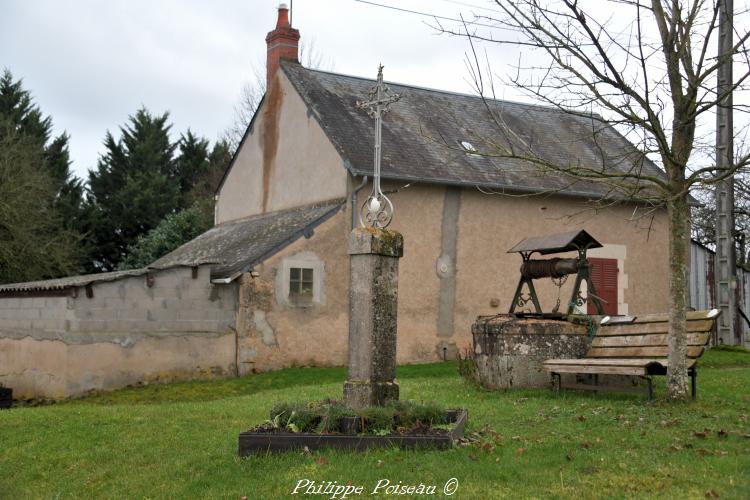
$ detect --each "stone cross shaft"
[343,227,404,409]
[356,65,401,229]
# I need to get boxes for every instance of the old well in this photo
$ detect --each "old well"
[470,230,604,390]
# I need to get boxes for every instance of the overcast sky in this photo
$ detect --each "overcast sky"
[2,0,747,182]
[1,0,525,180]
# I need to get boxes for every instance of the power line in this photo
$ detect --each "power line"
[351,0,499,29]
[433,0,499,13]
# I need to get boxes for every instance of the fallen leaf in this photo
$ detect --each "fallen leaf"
[315,456,327,465]
[515,447,524,456]
[717,429,728,438]
[696,448,713,456]
[705,489,719,498]
[577,415,586,422]
[693,431,708,439]
[511,435,522,441]
[468,453,478,461]
[376,460,384,468]
[580,441,591,449]
[669,444,682,452]
[566,451,575,461]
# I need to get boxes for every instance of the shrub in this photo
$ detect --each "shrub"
[315,402,356,434]
[356,407,395,433]
[390,400,447,427]
[457,347,479,385]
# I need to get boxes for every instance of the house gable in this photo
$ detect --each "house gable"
[215,68,349,224]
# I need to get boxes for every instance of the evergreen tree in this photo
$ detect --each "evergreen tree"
[118,204,213,270]
[0,121,80,283]
[174,130,210,207]
[0,69,88,235]
[0,69,85,282]
[87,108,180,271]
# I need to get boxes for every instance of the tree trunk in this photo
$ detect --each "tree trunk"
[666,190,691,400]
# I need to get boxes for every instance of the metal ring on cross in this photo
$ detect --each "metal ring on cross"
[359,193,394,229]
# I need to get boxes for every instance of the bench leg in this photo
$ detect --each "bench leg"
[690,367,697,400]
[551,372,562,394]
[645,377,653,401]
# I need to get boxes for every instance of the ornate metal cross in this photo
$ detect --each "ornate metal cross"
[356,64,401,228]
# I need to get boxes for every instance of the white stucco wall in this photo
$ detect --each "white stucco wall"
[216,68,349,223]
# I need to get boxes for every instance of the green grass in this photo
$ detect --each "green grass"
[1,348,749,499]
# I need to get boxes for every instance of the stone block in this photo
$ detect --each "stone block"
[347,227,404,257]
[343,381,399,410]
[76,320,108,333]
[39,307,68,321]
[31,319,66,331]
[15,308,41,320]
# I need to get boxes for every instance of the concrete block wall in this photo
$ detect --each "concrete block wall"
[0,266,239,399]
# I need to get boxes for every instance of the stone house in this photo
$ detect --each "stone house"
[0,6,672,398]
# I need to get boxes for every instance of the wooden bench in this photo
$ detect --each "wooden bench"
[543,309,720,400]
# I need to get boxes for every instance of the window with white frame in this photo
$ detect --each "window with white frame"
[276,252,325,307]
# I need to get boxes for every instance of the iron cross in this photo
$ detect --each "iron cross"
[356,64,401,228]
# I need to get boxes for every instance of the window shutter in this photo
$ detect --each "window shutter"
[588,258,619,315]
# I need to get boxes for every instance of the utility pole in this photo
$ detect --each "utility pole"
[715,0,738,345]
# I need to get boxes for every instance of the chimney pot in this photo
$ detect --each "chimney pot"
[266,4,300,89]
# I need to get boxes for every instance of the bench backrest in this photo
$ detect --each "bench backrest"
[588,309,720,360]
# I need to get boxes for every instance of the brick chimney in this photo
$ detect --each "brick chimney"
[266,3,300,89]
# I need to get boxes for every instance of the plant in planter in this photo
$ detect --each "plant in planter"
[238,399,468,455]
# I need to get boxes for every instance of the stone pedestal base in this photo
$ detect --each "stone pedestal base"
[343,381,400,409]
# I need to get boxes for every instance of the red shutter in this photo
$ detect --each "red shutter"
[588,258,618,315]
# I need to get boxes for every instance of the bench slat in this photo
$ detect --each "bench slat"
[544,364,647,375]
[587,346,705,358]
[544,358,697,368]
[592,332,710,348]
[544,358,672,366]
[616,310,719,324]
[596,320,714,336]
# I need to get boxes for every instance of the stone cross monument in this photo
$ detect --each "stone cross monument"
[343,65,404,409]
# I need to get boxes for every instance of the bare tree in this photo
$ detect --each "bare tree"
[439,0,750,400]
[223,40,334,152]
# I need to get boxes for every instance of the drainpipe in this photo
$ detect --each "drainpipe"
[351,175,368,229]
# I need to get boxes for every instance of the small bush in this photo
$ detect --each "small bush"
[267,399,450,434]
[316,402,356,434]
[356,407,395,433]
[457,347,479,385]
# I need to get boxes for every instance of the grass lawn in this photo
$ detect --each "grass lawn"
[1,347,749,499]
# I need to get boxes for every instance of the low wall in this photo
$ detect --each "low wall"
[0,266,238,399]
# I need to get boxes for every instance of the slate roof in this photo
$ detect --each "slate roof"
[280,61,665,199]
[0,268,150,293]
[150,199,344,281]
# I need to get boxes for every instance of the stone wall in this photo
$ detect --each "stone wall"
[0,266,238,399]
[472,316,590,389]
